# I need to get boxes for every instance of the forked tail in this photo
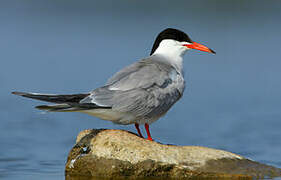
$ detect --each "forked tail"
[12,91,110,112]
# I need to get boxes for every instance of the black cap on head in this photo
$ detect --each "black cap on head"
[150,28,192,55]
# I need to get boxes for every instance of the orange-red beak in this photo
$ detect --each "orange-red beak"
[184,42,216,54]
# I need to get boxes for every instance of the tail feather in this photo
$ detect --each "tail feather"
[36,103,111,112]
[36,104,72,111]
[36,104,84,112]
[12,91,111,112]
[12,91,89,104]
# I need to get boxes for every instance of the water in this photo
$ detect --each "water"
[0,0,281,179]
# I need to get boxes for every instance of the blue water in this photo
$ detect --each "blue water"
[0,0,280,179]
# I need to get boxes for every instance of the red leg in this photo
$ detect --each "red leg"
[145,123,153,141]
[135,123,143,138]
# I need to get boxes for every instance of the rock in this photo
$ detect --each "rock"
[65,129,281,179]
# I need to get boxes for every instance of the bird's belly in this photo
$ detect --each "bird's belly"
[80,109,136,125]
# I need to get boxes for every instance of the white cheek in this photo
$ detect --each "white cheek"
[181,45,189,51]
[180,41,191,45]
[180,42,192,50]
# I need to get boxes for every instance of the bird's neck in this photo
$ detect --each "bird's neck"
[152,50,184,74]
[151,39,186,73]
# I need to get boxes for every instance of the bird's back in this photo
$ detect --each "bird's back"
[81,56,185,124]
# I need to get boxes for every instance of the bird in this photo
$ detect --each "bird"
[12,28,215,141]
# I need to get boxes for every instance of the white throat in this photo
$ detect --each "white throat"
[151,39,189,73]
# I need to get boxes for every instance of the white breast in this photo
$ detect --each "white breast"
[80,109,136,125]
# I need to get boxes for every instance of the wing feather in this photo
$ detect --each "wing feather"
[80,57,185,119]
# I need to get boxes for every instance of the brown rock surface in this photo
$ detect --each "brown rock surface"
[65,129,281,179]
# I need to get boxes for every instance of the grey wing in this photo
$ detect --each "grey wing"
[106,59,166,91]
[80,58,185,119]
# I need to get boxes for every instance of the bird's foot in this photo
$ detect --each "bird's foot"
[146,137,153,141]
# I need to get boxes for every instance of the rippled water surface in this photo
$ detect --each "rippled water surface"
[1,0,281,179]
